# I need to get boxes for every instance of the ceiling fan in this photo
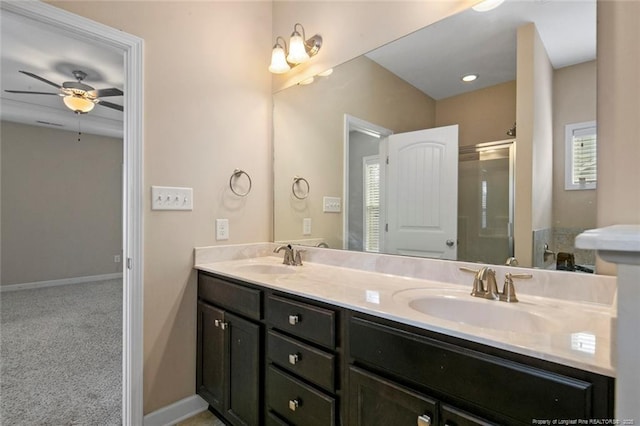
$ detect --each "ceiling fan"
[5,70,123,114]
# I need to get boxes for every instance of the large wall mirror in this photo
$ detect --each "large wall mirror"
[274,0,597,273]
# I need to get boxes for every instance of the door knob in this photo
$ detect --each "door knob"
[446,239,455,247]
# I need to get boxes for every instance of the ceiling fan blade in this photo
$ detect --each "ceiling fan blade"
[5,90,61,95]
[19,70,62,89]
[91,88,124,97]
[97,100,124,112]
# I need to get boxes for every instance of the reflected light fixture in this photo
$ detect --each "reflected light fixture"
[62,94,95,113]
[269,23,322,74]
[472,0,505,12]
[461,74,478,82]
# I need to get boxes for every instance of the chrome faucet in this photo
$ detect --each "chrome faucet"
[273,244,305,266]
[460,266,531,302]
[274,245,294,265]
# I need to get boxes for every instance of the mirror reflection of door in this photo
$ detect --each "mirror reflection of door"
[345,118,459,259]
[383,125,459,259]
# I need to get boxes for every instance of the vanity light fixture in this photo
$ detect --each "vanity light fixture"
[472,0,505,12]
[62,94,95,113]
[269,23,323,74]
[461,74,478,82]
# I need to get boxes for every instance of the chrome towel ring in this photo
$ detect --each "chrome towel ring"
[229,169,252,197]
[292,176,310,200]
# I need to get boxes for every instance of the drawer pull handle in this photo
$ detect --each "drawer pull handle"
[288,398,301,411]
[288,314,300,325]
[288,353,300,365]
[417,414,431,426]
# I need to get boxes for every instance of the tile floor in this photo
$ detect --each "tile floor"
[177,409,225,426]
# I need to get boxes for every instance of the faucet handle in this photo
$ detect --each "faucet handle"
[459,267,485,296]
[294,248,306,266]
[500,272,532,303]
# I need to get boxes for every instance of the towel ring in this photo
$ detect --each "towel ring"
[292,176,310,200]
[229,169,252,197]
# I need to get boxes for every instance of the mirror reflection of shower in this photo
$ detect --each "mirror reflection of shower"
[458,140,514,265]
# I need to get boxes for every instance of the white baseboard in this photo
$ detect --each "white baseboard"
[0,273,123,292]
[143,395,209,426]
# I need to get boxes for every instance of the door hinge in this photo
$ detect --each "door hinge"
[385,223,388,232]
[127,258,133,270]
[386,155,389,165]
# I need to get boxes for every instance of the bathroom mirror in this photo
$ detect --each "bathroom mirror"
[273,0,597,272]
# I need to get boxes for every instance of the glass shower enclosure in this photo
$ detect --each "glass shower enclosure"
[457,140,515,265]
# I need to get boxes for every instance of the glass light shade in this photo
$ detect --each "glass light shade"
[63,95,95,113]
[287,32,310,64]
[268,45,291,74]
[472,0,505,12]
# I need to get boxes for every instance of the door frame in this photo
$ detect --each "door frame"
[343,115,393,250]
[1,2,145,424]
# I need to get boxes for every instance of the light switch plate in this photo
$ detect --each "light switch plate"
[151,186,193,210]
[303,218,312,235]
[323,196,341,213]
[216,219,229,240]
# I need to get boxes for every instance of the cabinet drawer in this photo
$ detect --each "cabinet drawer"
[266,295,335,349]
[267,366,336,426]
[350,317,594,424]
[441,404,497,426]
[198,272,262,320]
[268,330,335,392]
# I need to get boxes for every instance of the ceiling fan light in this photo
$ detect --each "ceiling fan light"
[63,95,95,113]
[287,31,310,64]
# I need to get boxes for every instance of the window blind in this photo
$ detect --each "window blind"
[364,159,380,253]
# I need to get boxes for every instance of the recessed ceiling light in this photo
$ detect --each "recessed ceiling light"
[317,68,334,77]
[472,0,505,12]
[298,77,315,85]
[461,74,478,82]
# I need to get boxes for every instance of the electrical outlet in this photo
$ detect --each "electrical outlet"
[303,218,312,235]
[216,219,229,241]
[114,255,121,263]
[151,186,193,210]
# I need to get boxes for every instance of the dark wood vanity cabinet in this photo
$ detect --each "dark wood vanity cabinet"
[347,314,614,426]
[197,271,614,426]
[197,273,262,426]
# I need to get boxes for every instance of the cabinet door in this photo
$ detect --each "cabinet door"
[197,301,227,414]
[440,405,497,426]
[348,366,437,426]
[226,312,261,426]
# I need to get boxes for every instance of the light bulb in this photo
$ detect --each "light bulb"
[287,31,310,64]
[269,45,291,74]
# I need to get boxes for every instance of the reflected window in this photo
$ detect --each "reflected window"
[363,155,380,253]
[565,121,597,190]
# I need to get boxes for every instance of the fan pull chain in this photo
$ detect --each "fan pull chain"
[77,112,82,142]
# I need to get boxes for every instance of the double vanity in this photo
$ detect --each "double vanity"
[194,243,616,425]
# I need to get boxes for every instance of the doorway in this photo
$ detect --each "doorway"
[0,2,143,424]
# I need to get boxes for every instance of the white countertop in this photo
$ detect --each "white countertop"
[194,247,615,378]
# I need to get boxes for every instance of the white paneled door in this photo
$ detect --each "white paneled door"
[382,125,458,259]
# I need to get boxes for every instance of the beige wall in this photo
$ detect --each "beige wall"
[515,23,554,267]
[273,55,436,248]
[1,121,122,286]
[49,0,273,413]
[596,0,640,275]
[272,0,474,91]
[435,80,516,147]
[553,60,597,229]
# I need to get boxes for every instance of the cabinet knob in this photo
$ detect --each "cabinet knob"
[214,319,220,328]
[288,398,301,411]
[288,314,300,325]
[288,353,300,365]
[417,414,431,426]
[216,321,228,330]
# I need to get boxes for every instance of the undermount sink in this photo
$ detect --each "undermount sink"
[398,291,556,333]
[233,263,296,275]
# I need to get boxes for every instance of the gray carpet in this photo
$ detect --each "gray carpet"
[1,279,122,425]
